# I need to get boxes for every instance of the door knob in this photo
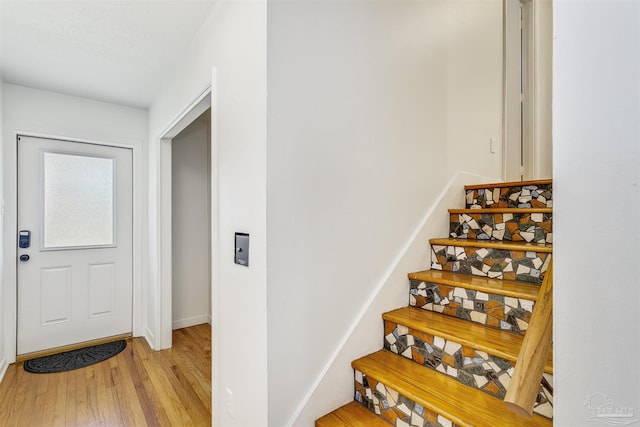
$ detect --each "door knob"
[19,254,30,262]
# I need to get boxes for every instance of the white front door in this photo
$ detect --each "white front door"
[17,135,133,355]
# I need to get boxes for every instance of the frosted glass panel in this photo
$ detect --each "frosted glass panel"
[43,152,115,248]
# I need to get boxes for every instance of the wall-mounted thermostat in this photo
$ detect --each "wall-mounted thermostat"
[234,233,249,266]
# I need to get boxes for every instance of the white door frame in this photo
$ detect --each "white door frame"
[155,76,216,350]
[4,132,143,364]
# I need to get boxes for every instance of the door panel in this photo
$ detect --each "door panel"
[17,135,133,355]
[40,266,72,325]
[88,263,116,317]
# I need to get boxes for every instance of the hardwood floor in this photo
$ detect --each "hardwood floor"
[0,324,211,426]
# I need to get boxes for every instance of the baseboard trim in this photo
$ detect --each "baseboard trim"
[0,357,8,384]
[144,327,156,350]
[173,315,210,330]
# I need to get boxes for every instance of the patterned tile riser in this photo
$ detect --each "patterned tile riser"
[465,184,553,209]
[430,245,550,285]
[384,320,513,399]
[409,279,532,335]
[382,322,554,419]
[536,373,554,419]
[354,369,460,427]
[354,369,554,424]
[449,212,553,244]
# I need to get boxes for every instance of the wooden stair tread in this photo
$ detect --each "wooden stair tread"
[449,208,552,214]
[383,307,553,374]
[408,270,541,300]
[315,401,389,426]
[353,350,552,427]
[464,179,552,191]
[430,238,553,253]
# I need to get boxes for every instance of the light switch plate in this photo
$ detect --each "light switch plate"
[234,233,249,266]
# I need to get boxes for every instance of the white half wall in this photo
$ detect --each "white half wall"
[553,1,640,424]
[267,2,503,425]
[1,83,148,365]
[148,2,267,426]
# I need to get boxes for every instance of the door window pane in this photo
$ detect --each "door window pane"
[43,152,115,248]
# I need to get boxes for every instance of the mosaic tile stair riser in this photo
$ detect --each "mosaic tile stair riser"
[408,279,534,335]
[430,245,551,285]
[354,368,554,426]
[449,211,552,244]
[465,183,553,210]
[355,370,458,427]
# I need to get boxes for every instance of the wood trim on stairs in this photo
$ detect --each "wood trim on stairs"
[430,237,553,253]
[408,270,542,301]
[449,207,553,214]
[315,401,389,426]
[464,179,552,190]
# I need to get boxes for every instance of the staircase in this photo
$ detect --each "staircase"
[316,180,553,427]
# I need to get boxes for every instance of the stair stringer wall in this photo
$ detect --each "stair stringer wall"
[291,171,500,426]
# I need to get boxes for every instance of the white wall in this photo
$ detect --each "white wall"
[267,2,503,425]
[0,0,4,379]
[148,2,267,426]
[554,1,640,425]
[1,83,148,364]
[445,1,504,177]
[172,112,211,329]
[0,80,5,380]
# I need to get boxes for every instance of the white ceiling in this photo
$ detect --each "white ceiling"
[0,0,217,109]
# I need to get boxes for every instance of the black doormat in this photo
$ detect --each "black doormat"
[23,340,126,374]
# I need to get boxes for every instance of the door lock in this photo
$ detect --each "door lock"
[19,230,31,248]
[19,254,30,262]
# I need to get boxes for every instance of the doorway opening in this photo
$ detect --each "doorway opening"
[171,109,212,331]
[157,86,213,350]
[503,0,553,181]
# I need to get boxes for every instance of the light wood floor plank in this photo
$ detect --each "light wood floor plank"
[0,324,211,427]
